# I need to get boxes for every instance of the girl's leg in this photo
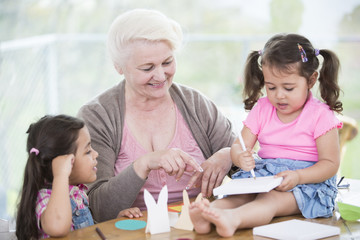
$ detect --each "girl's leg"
[200,191,300,237]
[189,194,256,234]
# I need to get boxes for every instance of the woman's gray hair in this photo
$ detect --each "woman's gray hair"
[107,8,183,69]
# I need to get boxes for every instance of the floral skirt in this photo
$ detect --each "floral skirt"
[231,158,338,218]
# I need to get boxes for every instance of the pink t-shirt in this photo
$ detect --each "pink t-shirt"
[244,93,342,162]
[115,105,206,210]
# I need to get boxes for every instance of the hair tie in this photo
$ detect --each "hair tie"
[30,148,39,156]
[297,43,308,63]
[258,49,263,56]
[314,49,320,56]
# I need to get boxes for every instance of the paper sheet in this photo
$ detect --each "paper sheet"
[253,219,340,240]
[213,176,283,196]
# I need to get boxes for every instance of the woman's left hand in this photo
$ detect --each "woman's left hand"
[186,149,232,198]
[275,170,300,192]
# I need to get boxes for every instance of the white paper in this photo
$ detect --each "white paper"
[144,185,170,234]
[253,219,340,240]
[168,212,179,227]
[213,176,283,196]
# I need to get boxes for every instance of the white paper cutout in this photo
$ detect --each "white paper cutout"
[144,185,170,234]
[168,212,179,227]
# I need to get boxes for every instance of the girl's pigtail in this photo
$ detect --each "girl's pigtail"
[243,51,264,110]
[16,154,43,240]
[317,49,343,114]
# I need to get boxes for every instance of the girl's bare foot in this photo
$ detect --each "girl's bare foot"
[201,206,240,237]
[189,199,212,234]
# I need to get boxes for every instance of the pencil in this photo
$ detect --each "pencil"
[238,132,256,180]
[96,227,107,240]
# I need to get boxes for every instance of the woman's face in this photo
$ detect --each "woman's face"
[120,40,176,100]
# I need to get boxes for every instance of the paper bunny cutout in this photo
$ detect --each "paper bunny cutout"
[144,185,170,234]
[174,191,202,231]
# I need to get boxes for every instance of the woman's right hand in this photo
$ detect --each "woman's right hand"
[133,148,203,180]
[52,154,75,179]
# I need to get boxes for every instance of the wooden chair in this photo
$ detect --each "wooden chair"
[338,115,358,162]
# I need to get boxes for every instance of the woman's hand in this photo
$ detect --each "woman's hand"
[186,148,232,198]
[117,207,143,218]
[133,148,203,180]
[275,170,300,192]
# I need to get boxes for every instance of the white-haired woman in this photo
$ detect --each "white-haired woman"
[78,8,236,222]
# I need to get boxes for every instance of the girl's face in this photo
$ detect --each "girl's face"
[263,64,316,123]
[69,126,98,185]
[120,40,176,100]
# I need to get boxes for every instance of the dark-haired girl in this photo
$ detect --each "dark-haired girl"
[16,115,141,239]
[190,33,343,237]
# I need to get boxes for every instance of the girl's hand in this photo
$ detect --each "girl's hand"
[52,154,75,179]
[134,148,203,180]
[233,148,255,172]
[117,207,143,218]
[275,170,300,192]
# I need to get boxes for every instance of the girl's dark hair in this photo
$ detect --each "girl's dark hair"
[243,33,343,113]
[16,114,84,240]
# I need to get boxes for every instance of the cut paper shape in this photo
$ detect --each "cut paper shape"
[115,219,146,230]
[194,192,203,202]
[174,191,202,231]
[174,190,192,231]
[253,219,340,240]
[213,176,283,196]
[144,185,170,234]
[168,204,182,213]
[168,212,179,227]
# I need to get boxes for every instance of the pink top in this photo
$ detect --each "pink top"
[244,93,342,162]
[115,105,206,210]
[35,184,88,239]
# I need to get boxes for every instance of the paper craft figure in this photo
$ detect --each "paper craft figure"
[168,204,183,213]
[174,191,203,231]
[194,192,203,202]
[144,185,170,234]
[115,219,147,231]
[168,212,179,227]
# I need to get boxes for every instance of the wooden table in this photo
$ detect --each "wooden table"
[50,179,360,240]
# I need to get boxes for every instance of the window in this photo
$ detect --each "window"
[1,0,359,225]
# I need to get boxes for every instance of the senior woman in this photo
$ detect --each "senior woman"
[78,8,236,222]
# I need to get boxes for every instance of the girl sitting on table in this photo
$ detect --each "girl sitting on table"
[15,115,142,239]
[189,33,343,237]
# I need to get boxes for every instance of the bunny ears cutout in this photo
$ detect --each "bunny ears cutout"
[144,185,170,234]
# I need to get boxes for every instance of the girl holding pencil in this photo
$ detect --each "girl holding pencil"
[189,33,343,237]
